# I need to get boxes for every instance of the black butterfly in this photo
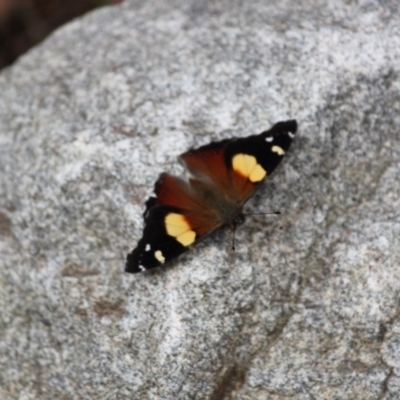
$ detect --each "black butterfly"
[126,120,297,273]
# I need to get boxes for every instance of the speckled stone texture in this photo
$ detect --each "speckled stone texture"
[1,0,400,399]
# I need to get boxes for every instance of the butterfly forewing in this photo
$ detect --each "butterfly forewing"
[182,120,297,204]
[224,119,297,203]
[125,174,221,273]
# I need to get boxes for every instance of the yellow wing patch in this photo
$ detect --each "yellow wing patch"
[165,213,196,246]
[232,153,267,183]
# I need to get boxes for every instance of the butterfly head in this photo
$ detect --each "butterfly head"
[228,207,245,231]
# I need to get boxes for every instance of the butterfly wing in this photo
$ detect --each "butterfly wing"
[125,173,222,273]
[181,120,297,204]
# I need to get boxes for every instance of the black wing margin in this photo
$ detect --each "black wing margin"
[125,205,190,273]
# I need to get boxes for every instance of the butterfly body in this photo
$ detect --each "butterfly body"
[126,120,297,273]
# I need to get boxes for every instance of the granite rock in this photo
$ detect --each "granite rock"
[1,0,400,399]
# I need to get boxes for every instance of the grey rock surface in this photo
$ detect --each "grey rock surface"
[1,0,400,399]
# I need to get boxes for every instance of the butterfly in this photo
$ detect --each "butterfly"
[125,120,297,273]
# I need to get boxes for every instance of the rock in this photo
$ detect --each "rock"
[1,0,400,399]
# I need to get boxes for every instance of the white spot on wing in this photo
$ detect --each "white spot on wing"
[288,131,295,138]
[272,145,285,156]
[145,244,151,251]
[138,265,146,272]
[265,136,273,142]
[154,250,166,264]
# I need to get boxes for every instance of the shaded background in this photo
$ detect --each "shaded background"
[0,0,120,70]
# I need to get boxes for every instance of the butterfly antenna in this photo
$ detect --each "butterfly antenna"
[243,211,281,216]
[232,229,236,252]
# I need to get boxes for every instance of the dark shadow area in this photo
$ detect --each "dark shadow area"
[0,0,121,70]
